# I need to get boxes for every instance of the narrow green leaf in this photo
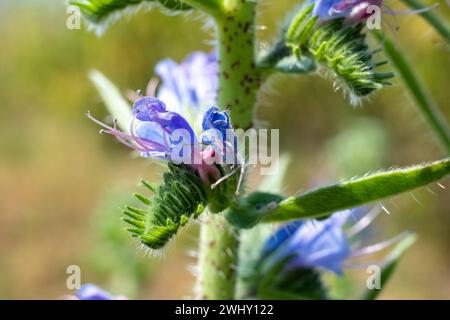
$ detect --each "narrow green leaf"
[362,233,417,300]
[264,158,450,222]
[373,32,450,153]
[227,158,450,227]
[89,70,132,133]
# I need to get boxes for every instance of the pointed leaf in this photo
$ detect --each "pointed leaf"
[227,158,450,227]
[265,158,450,222]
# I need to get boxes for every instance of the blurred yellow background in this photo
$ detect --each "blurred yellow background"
[0,0,449,299]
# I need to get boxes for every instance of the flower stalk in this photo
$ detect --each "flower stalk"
[196,0,259,299]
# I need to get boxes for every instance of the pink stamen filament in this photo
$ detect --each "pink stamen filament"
[350,232,410,257]
[101,129,147,152]
[346,206,381,238]
[86,112,169,153]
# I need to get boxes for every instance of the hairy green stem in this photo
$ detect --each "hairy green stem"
[196,0,260,299]
[400,0,450,41]
[197,213,239,299]
[373,31,450,153]
[216,1,260,129]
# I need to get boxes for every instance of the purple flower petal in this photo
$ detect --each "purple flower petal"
[155,51,218,114]
[262,221,303,257]
[265,211,352,274]
[311,0,383,23]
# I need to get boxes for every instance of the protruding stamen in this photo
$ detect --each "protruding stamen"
[235,157,248,196]
[347,206,381,238]
[87,111,168,152]
[383,3,439,15]
[350,232,410,257]
[146,78,160,97]
[211,167,239,190]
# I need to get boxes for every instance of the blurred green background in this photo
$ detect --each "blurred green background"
[0,0,449,299]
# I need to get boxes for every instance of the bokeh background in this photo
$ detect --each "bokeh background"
[0,0,449,299]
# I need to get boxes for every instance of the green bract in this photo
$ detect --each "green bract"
[124,163,238,250]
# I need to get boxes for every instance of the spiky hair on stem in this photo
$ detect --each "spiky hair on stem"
[278,3,394,104]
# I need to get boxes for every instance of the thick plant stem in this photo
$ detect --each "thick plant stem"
[197,213,239,299]
[216,1,260,129]
[196,0,260,299]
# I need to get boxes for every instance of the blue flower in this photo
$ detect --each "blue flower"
[202,106,231,135]
[310,0,435,24]
[201,106,232,144]
[310,0,383,23]
[75,284,115,300]
[262,220,302,257]
[155,51,218,121]
[262,207,407,275]
[87,52,236,185]
[132,96,196,149]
